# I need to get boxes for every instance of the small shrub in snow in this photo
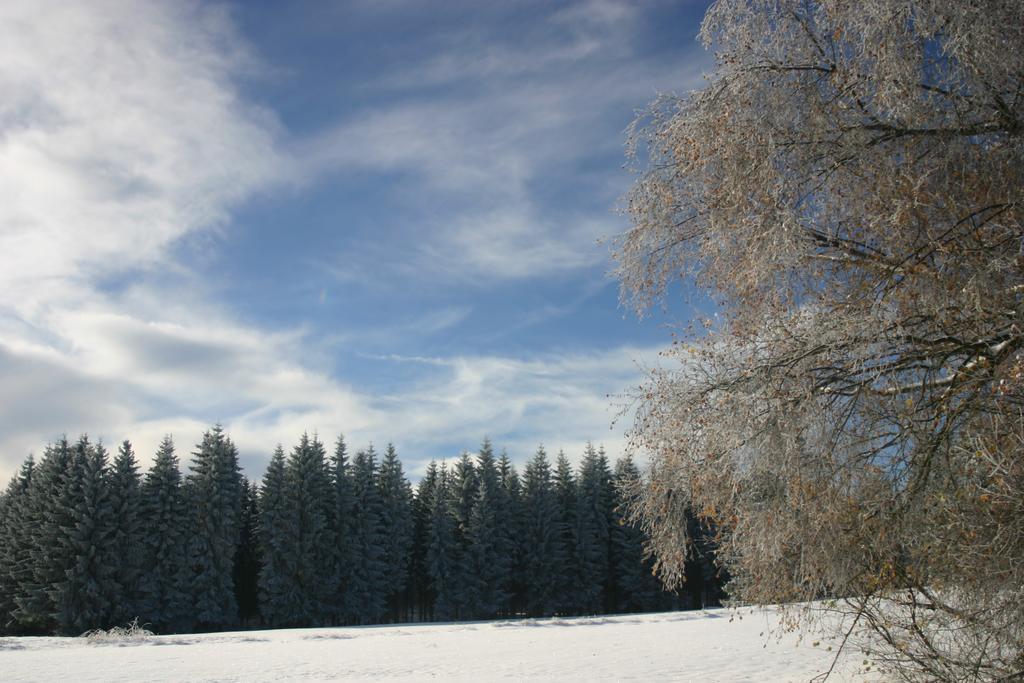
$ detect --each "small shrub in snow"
[82,618,153,644]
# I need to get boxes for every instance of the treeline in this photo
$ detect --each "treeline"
[0,426,723,636]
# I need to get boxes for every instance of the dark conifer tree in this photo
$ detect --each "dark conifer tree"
[497,449,526,615]
[521,446,564,617]
[234,478,261,625]
[553,450,579,614]
[411,460,439,621]
[328,435,353,624]
[575,443,613,614]
[138,436,191,633]
[0,456,34,634]
[683,511,724,610]
[281,433,335,625]
[426,463,458,621]
[446,452,477,617]
[109,440,144,624]
[59,439,120,634]
[347,445,388,624]
[257,445,291,627]
[185,425,243,629]
[378,443,413,621]
[606,456,663,610]
[466,438,511,618]
[14,437,75,633]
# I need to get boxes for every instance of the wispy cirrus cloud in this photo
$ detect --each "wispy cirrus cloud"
[299,0,708,285]
[0,0,701,484]
[0,1,287,312]
[0,0,297,477]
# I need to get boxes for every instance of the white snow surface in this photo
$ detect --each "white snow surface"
[0,607,882,682]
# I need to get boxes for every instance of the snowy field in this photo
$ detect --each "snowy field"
[0,607,881,682]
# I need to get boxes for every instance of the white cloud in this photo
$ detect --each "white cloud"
[0,0,675,484]
[367,346,663,477]
[0,1,286,316]
[0,0,292,479]
[301,2,707,285]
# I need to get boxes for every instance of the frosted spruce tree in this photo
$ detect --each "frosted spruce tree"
[610,455,660,613]
[328,435,353,624]
[0,456,33,634]
[14,438,76,632]
[185,425,243,629]
[256,445,292,627]
[446,452,478,617]
[58,439,120,634]
[282,433,335,625]
[234,478,261,625]
[575,444,613,614]
[109,440,143,624]
[378,443,414,621]
[346,445,388,624]
[521,446,565,617]
[411,460,440,620]
[497,449,526,614]
[138,436,191,633]
[425,462,458,621]
[465,439,512,618]
[552,450,580,614]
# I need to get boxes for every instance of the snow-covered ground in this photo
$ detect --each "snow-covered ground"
[0,607,881,682]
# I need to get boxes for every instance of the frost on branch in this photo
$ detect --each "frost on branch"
[616,1,1024,679]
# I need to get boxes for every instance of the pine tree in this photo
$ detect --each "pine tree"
[411,461,439,621]
[257,445,292,627]
[575,443,613,614]
[553,450,580,614]
[109,440,144,624]
[281,433,335,626]
[521,446,564,617]
[0,456,34,634]
[346,445,388,624]
[610,455,662,613]
[378,443,413,621]
[328,435,353,624]
[446,452,477,617]
[185,425,243,629]
[465,439,511,618]
[138,436,191,633]
[426,463,458,621]
[58,438,120,634]
[497,450,526,615]
[14,437,75,632]
[234,478,261,625]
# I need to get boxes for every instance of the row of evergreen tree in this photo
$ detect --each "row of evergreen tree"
[0,427,723,635]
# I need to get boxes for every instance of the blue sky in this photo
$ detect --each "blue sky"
[0,0,711,482]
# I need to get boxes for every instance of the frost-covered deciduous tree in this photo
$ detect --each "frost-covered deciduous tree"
[616,1,1024,679]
